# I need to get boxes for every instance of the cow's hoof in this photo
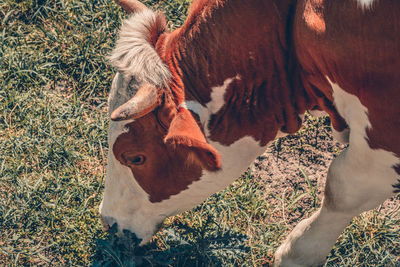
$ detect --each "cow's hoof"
[274,243,305,267]
[273,214,326,267]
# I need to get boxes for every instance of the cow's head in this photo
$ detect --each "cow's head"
[100,0,267,243]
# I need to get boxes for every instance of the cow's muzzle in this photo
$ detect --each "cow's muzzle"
[100,215,116,232]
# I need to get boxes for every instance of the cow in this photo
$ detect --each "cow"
[99,0,400,266]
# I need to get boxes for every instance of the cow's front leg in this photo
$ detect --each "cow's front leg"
[274,145,399,267]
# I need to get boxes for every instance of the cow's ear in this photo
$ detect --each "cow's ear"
[164,108,221,171]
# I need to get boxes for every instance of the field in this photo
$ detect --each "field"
[0,0,399,266]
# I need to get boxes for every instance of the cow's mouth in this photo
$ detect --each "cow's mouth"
[100,215,124,234]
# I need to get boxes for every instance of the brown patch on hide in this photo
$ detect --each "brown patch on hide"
[113,99,206,203]
[304,0,326,34]
[159,0,313,146]
[295,0,400,188]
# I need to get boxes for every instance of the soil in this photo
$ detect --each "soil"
[253,114,400,229]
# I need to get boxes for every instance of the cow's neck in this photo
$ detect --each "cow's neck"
[163,0,317,146]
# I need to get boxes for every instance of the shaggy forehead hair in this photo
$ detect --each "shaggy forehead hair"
[109,9,171,87]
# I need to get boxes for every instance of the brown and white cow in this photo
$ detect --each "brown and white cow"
[100,0,400,265]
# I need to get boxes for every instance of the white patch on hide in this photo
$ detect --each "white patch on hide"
[180,101,208,125]
[332,128,350,144]
[357,0,376,9]
[156,136,267,212]
[182,76,240,125]
[207,77,236,114]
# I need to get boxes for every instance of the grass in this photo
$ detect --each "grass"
[0,0,399,266]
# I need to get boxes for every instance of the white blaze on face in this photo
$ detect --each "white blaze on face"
[101,6,171,241]
[101,73,161,241]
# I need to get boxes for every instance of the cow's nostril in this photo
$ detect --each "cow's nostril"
[100,215,114,232]
[103,222,111,231]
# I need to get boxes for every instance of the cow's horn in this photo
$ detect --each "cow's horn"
[111,84,159,121]
[115,0,148,14]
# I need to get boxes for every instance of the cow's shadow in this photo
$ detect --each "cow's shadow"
[91,216,250,266]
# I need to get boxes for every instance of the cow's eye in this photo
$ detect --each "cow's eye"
[124,155,146,166]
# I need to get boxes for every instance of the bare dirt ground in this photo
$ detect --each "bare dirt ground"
[253,115,400,229]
